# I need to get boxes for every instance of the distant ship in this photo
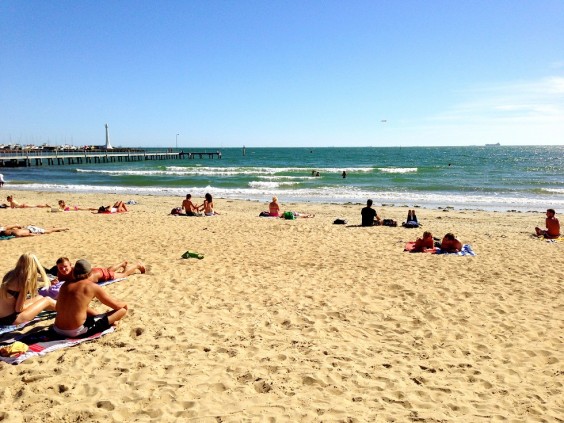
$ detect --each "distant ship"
[485,142,501,146]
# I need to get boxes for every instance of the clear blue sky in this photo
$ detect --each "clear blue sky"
[1,1,563,148]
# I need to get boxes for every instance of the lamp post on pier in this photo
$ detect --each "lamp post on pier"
[176,133,179,150]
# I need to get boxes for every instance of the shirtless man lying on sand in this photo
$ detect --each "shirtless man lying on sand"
[0,225,69,237]
[7,195,50,208]
[53,259,128,338]
[535,209,560,239]
[54,257,145,283]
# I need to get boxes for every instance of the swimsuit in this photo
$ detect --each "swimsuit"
[53,315,110,338]
[25,225,45,234]
[7,289,19,299]
[95,267,115,282]
[0,312,19,326]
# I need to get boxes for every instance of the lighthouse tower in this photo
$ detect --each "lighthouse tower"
[105,123,113,149]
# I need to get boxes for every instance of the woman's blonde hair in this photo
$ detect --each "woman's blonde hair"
[0,253,49,299]
[272,196,278,202]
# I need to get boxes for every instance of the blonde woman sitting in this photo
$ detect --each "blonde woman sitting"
[0,253,56,326]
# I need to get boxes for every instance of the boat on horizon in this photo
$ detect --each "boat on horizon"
[485,142,501,146]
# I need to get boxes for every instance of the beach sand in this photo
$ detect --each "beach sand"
[0,192,562,422]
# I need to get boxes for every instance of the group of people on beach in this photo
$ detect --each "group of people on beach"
[178,193,218,216]
[360,199,560,253]
[0,253,145,337]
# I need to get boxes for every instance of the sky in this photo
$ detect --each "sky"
[1,1,563,148]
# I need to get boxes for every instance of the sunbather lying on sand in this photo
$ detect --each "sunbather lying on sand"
[0,226,69,237]
[53,257,145,283]
[96,201,128,214]
[412,231,435,252]
[7,195,50,208]
[58,200,97,211]
[441,233,463,253]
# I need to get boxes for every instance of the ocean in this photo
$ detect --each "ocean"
[2,146,563,212]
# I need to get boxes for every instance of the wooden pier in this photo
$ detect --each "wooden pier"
[0,149,222,168]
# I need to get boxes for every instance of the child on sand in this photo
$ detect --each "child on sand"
[535,209,560,239]
[53,259,128,338]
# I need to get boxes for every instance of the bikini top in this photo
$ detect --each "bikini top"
[6,289,19,299]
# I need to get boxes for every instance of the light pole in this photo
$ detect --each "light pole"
[176,133,179,150]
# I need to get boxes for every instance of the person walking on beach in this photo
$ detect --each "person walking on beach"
[0,173,4,188]
[535,209,560,239]
[53,259,128,338]
[0,253,56,326]
[361,199,382,227]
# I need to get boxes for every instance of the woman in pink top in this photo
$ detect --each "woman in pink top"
[269,196,280,217]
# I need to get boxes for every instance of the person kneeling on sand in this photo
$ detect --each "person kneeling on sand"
[0,225,69,237]
[441,233,463,253]
[412,231,435,252]
[54,257,145,283]
[53,259,128,338]
[535,208,560,239]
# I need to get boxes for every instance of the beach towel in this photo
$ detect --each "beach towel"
[436,244,477,256]
[0,235,15,240]
[403,242,437,253]
[0,311,56,337]
[0,326,115,365]
[38,277,127,299]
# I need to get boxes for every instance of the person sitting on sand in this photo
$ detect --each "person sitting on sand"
[7,195,50,208]
[200,193,219,216]
[53,259,128,338]
[402,210,420,228]
[181,194,201,216]
[58,200,96,212]
[441,233,463,253]
[361,199,382,227]
[535,209,560,239]
[269,196,281,217]
[54,257,145,283]
[97,201,128,214]
[412,231,435,252]
[0,253,56,326]
[0,225,69,237]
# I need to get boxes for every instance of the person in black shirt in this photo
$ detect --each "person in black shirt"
[361,199,381,227]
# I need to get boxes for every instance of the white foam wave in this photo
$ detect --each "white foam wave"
[248,181,301,188]
[378,167,418,174]
[541,188,564,194]
[11,183,564,212]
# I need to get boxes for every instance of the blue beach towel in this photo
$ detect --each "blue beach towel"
[436,244,476,256]
[38,277,127,299]
[0,311,56,337]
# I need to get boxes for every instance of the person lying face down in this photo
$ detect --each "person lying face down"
[440,233,463,252]
[412,231,434,252]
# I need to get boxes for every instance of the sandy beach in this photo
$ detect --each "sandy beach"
[0,191,562,422]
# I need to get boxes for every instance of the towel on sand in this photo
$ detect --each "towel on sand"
[0,326,115,365]
[436,244,477,256]
[0,311,56,336]
[38,277,127,299]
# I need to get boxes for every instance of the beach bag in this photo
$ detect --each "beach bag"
[259,211,271,217]
[283,211,295,220]
[170,207,182,215]
[382,219,397,227]
[333,218,347,225]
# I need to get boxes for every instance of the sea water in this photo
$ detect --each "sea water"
[2,146,563,212]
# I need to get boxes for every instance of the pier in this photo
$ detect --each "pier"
[0,149,222,168]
